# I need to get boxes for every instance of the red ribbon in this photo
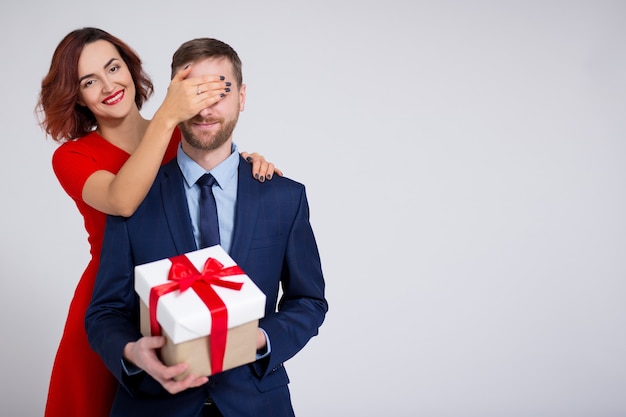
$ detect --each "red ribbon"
[148,254,244,374]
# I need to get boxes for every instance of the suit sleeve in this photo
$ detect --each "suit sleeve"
[254,185,329,377]
[85,214,145,390]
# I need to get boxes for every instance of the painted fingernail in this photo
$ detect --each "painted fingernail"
[225,81,232,87]
[220,75,225,80]
[267,174,272,180]
[220,93,225,98]
[224,88,231,93]
[255,173,259,179]
[246,156,252,162]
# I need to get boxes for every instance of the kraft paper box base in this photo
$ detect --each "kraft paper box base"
[140,300,258,380]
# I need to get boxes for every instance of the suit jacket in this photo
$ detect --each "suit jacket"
[85,156,328,417]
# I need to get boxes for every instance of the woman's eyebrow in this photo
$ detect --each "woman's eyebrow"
[78,58,119,83]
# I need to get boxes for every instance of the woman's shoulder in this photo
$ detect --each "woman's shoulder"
[52,131,108,158]
[52,132,131,195]
[52,131,134,165]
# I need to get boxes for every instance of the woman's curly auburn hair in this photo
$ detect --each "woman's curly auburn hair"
[36,27,154,142]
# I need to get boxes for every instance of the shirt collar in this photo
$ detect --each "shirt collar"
[177,142,240,189]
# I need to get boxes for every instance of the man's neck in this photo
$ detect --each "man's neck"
[180,139,233,171]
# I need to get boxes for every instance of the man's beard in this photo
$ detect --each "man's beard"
[179,114,239,151]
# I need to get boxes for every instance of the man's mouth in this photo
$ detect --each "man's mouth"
[194,119,221,128]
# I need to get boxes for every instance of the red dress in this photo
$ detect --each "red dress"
[44,130,180,417]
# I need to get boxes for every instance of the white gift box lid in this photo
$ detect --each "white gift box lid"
[135,245,266,344]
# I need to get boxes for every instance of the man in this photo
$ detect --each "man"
[85,38,328,417]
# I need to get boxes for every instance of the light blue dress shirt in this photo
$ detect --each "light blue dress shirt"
[177,143,240,253]
[177,142,270,358]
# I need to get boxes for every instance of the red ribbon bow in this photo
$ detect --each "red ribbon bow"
[148,254,244,374]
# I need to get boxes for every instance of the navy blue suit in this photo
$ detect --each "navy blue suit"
[85,156,328,417]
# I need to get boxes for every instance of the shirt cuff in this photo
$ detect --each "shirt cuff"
[121,358,144,376]
[256,328,271,359]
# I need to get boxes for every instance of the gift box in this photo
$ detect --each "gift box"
[135,245,266,379]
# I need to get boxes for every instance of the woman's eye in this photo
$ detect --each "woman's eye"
[110,65,120,73]
[83,79,94,88]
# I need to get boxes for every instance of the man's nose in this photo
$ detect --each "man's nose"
[197,104,215,118]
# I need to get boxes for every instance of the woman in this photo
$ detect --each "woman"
[37,27,280,417]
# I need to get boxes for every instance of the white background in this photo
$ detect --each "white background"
[1,1,625,416]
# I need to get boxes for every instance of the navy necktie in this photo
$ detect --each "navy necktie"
[196,173,220,248]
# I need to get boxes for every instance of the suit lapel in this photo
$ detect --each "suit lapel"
[160,160,198,255]
[229,159,260,266]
